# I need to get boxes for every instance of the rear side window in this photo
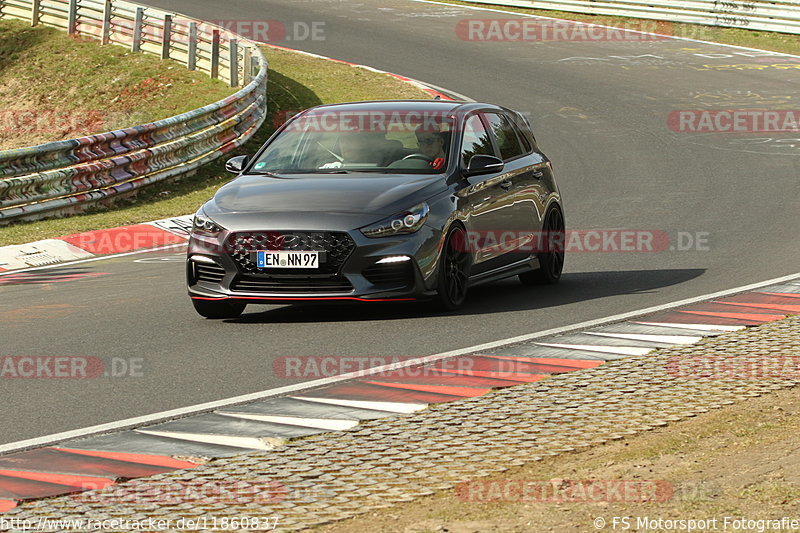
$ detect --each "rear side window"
[460,114,494,166]
[485,113,525,161]
[509,113,533,153]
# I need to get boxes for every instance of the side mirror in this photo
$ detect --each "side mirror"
[465,154,504,176]
[225,155,249,174]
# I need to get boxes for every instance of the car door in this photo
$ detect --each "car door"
[456,112,519,274]
[483,111,549,263]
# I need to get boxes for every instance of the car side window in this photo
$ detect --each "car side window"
[460,114,494,167]
[485,113,525,161]
[508,114,533,153]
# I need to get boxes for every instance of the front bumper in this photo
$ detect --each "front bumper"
[186,226,441,304]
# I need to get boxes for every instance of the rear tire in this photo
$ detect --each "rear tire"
[192,299,246,319]
[520,206,564,285]
[435,225,471,311]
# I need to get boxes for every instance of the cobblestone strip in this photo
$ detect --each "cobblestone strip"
[4,316,799,532]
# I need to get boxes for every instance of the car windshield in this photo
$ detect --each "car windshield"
[250,110,455,175]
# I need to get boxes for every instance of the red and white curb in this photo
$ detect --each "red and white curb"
[0,216,193,274]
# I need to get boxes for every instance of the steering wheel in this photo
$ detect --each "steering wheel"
[402,153,434,163]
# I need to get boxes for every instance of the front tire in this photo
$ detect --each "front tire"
[520,206,564,285]
[192,299,246,319]
[435,225,471,311]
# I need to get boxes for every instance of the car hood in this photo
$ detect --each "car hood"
[205,173,445,231]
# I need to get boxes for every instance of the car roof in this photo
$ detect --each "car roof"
[302,99,500,115]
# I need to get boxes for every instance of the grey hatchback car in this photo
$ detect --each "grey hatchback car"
[187,100,564,318]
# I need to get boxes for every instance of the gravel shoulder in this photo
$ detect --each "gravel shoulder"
[314,359,800,533]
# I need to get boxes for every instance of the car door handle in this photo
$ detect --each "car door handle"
[532,170,544,178]
[500,180,512,190]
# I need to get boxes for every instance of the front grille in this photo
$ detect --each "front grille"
[195,262,225,284]
[362,261,414,287]
[232,274,353,294]
[229,231,355,275]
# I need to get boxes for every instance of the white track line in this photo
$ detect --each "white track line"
[290,397,427,414]
[1,270,798,455]
[584,331,702,344]
[535,342,653,356]
[408,78,476,102]
[264,43,474,102]
[634,322,745,332]
[217,413,359,431]
[134,430,276,451]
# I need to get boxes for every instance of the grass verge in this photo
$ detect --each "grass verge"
[0,18,235,150]
[433,0,800,55]
[0,45,431,246]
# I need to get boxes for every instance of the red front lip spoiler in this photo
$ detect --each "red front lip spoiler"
[191,296,416,302]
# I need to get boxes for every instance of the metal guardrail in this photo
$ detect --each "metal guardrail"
[0,0,268,223]
[465,0,800,35]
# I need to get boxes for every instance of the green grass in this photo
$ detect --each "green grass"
[0,18,235,150]
[0,46,431,246]
[432,0,800,55]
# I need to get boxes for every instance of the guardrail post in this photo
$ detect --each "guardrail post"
[187,21,197,70]
[31,0,41,26]
[161,14,172,59]
[210,29,220,79]
[101,0,112,44]
[67,0,78,35]
[131,7,143,52]
[228,38,239,87]
[243,46,252,85]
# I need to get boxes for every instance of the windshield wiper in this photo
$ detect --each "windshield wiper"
[248,169,355,175]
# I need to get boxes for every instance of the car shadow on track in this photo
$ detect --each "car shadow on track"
[226,268,706,323]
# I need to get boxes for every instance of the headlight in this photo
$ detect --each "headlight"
[360,202,429,238]
[192,207,225,236]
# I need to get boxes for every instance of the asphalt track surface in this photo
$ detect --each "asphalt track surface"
[2,0,799,445]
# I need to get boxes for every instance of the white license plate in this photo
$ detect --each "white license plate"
[256,251,319,269]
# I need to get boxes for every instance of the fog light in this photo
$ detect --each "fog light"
[189,255,217,264]
[376,256,411,264]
